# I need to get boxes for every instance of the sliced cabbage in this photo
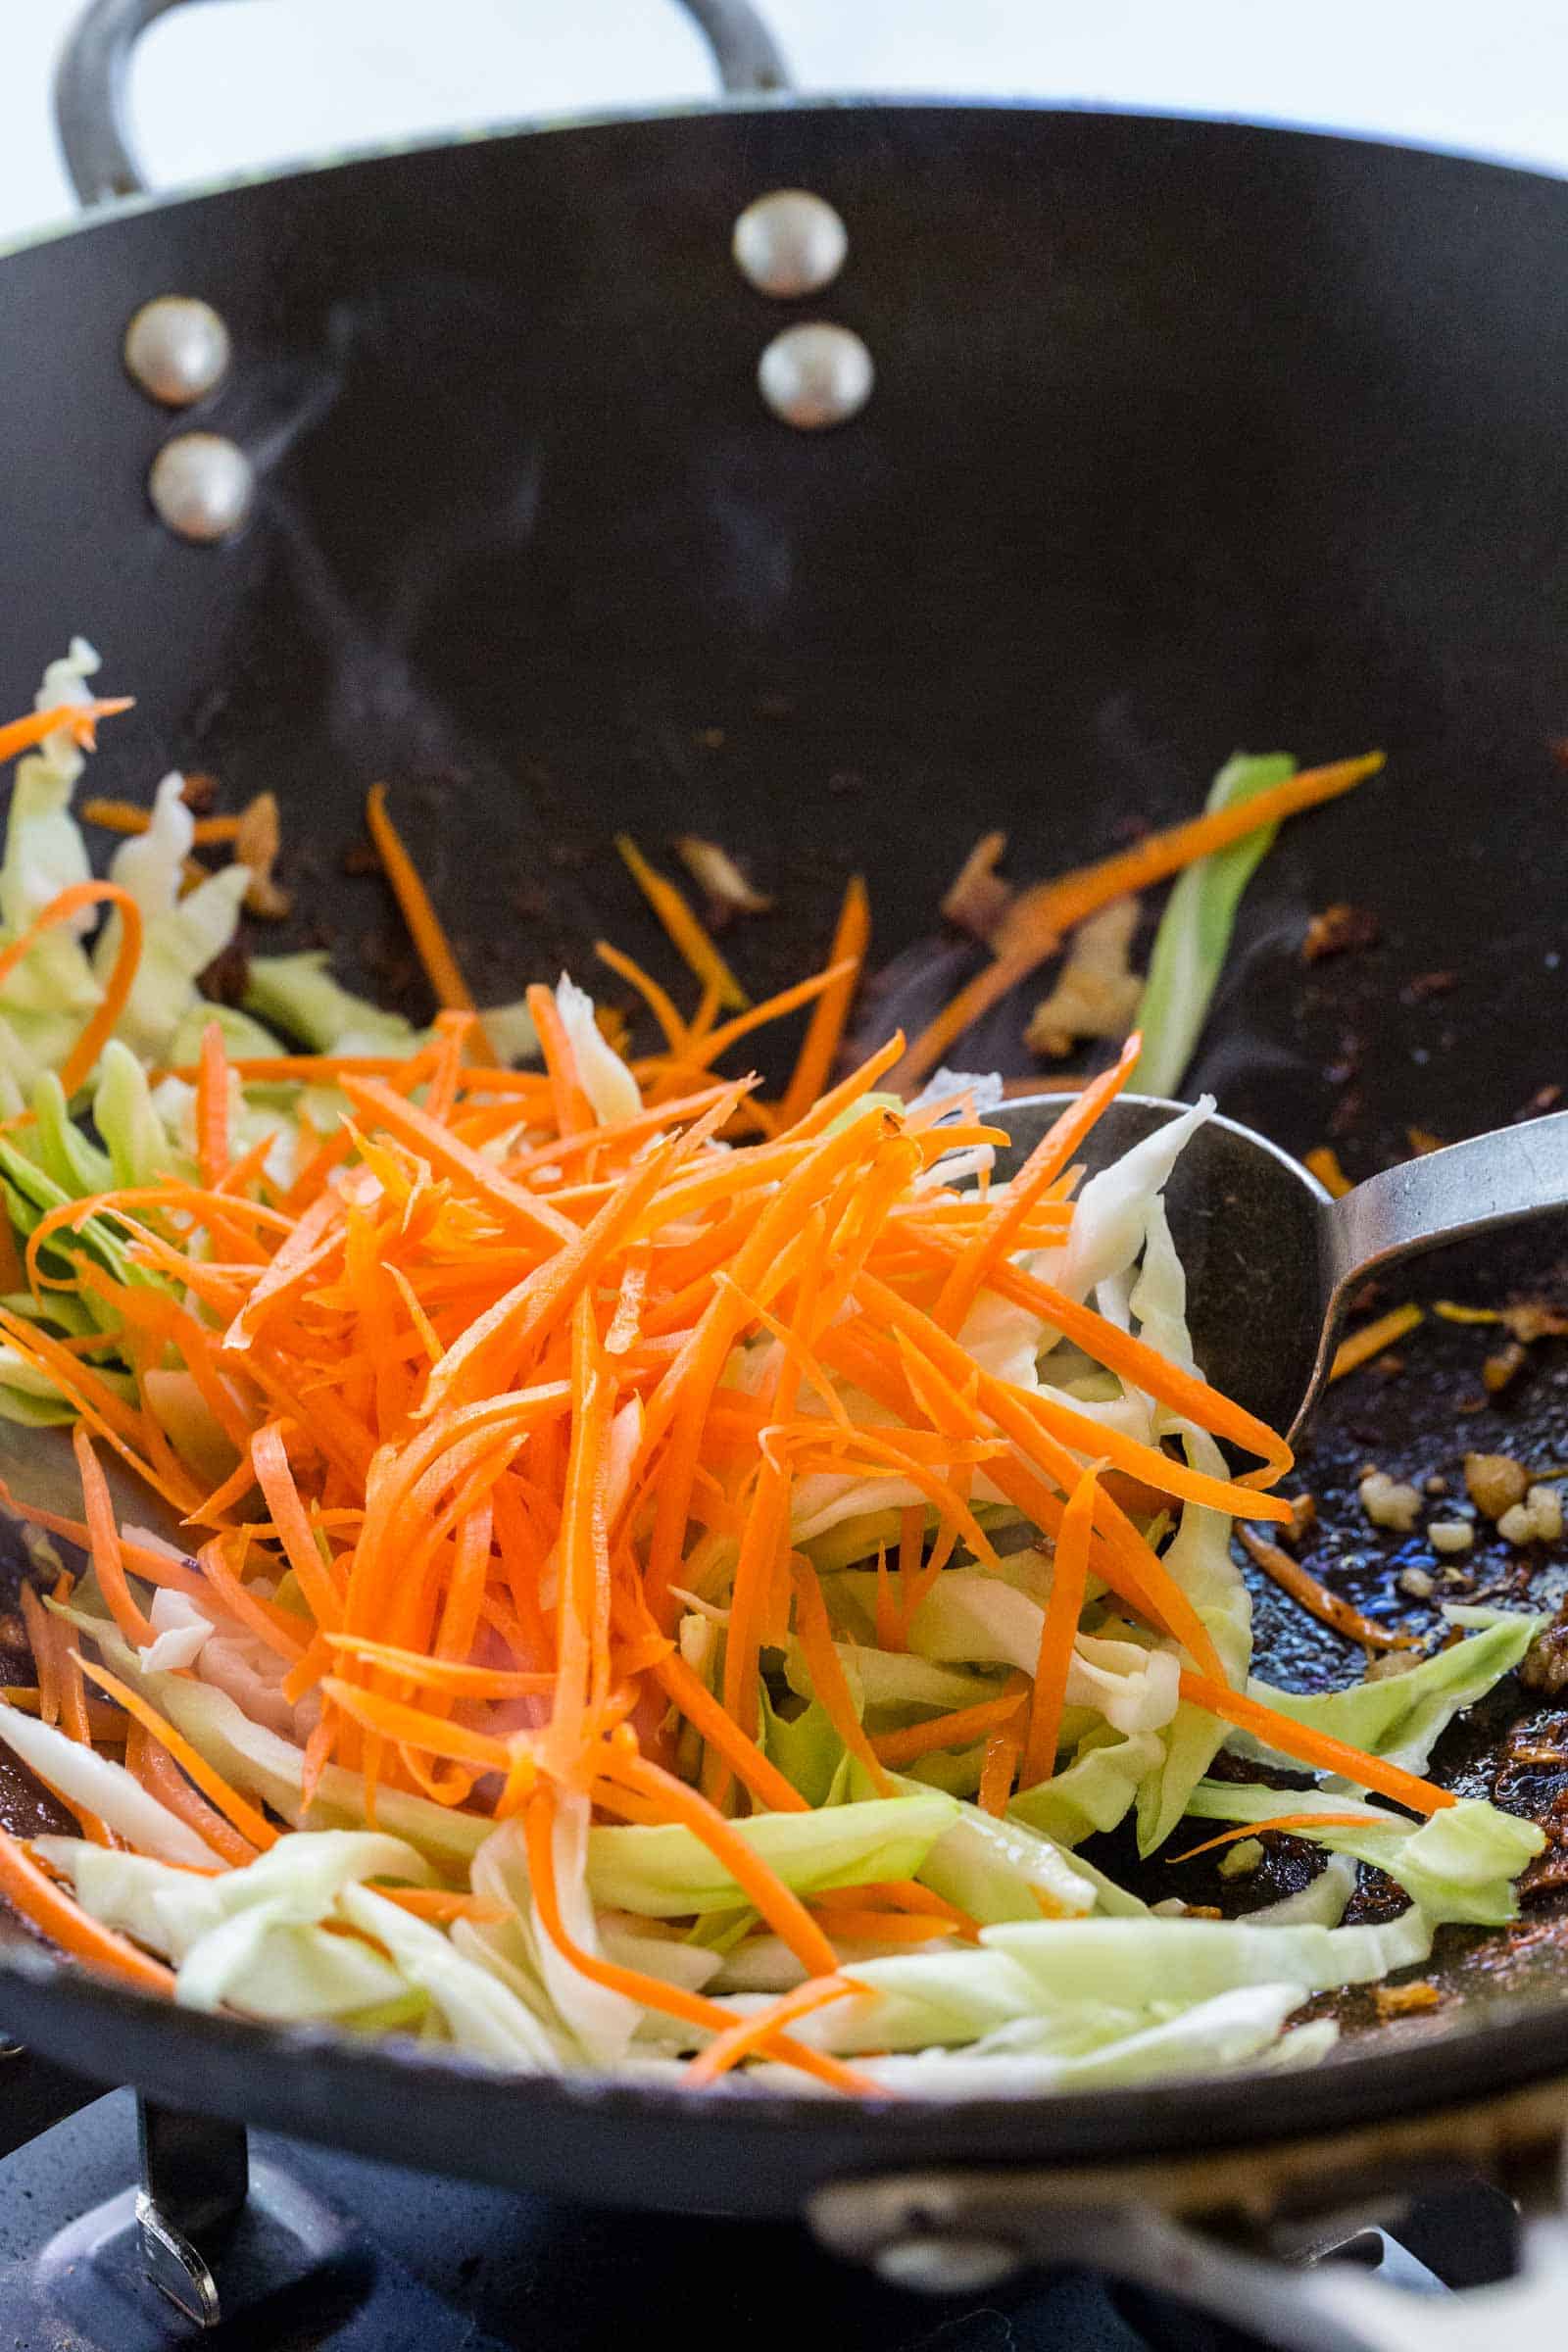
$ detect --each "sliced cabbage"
[1009,1723,1168,1847]
[1134,1429,1251,1855]
[1236,1613,1545,1777]
[1056,1098,1214,1303]
[338,1885,564,2067]
[243,952,419,1054]
[585,1795,953,1918]
[0,1705,218,1864]
[93,1040,178,1187]
[1134,754,1297,1100]
[986,1904,1436,2008]
[555,976,638,1123]
[105,864,250,1064]
[1182,1784,1544,1927]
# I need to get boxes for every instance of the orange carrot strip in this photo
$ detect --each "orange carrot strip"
[893,754,1384,1088]
[81,798,242,845]
[788,1556,898,1797]
[778,877,871,1125]
[0,699,132,764]
[0,881,144,1098]
[1177,1671,1455,1814]
[871,1675,1032,1768]
[1235,1525,1416,1653]
[649,1648,809,1814]
[338,1076,577,1243]
[249,1423,345,1631]
[803,1909,956,1946]
[934,1035,1141,1332]
[593,941,689,1054]
[685,1974,859,2084]
[1169,1812,1387,1864]
[1304,1146,1353,1200]
[74,1652,280,1849]
[599,1747,842,1980]
[525,984,588,1136]
[1020,1463,1101,1788]
[73,1424,156,1649]
[614,835,748,1011]
[193,1537,309,1661]
[0,1825,172,1994]
[523,1787,877,2096]
[680,956,858,1074]
[195,1019,230,1188]
[321,1634,552,1696]
[318,1677,516,1772]
[977,1707,1026,1817]
[18,1585,60,1727]
[375,1887,509,1924]
[1329,1303,1423,1381]
[126,1722,259,1867]
[2,1688,123,1739]
[365,784,495,1054]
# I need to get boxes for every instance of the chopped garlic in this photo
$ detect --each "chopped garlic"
[1397,1566,1436,1598]
[1497,1485,1564,1546]
[1427,1519,1474,1555]
[1218,1838,1266,1880]
[1358,1470,1422,1533]
[1463,1452,1529,1521]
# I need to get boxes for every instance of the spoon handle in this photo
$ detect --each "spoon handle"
[1322,1110,1568,1298]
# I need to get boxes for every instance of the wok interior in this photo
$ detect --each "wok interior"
[2,104,1568,2170]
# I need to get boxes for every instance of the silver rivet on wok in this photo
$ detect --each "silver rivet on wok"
[123,297,231,407]
[148,434,254,543]
[732,189,848,298]
[757,322,873,430]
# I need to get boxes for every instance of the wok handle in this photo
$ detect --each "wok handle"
[53,0,793,209]
[808,2173,1568,2350]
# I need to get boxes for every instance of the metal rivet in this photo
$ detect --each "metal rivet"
[148,433,254,543]
[123,297,231,408]
[757,321,873,431]
[732,189,848,299]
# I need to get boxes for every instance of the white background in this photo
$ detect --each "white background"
[6,0,1568,241]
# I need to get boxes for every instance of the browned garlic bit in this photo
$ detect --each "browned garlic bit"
[673,838,773,921]
[1024,897,1143,1058]
[234,790,291,920]
[1463,1452,1530,1521]
[1364,1649,1424,1682]
[1372,1980,1442,2020]
[1396,1566,1436,1598]
[1358,1470,1422,1532]
[1427,1519,1474,1555]
[941,830,1013,943]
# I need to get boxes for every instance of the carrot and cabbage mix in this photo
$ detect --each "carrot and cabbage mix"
[0,648,1545,2097]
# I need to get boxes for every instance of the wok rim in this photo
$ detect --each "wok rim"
[5,93,1565,269]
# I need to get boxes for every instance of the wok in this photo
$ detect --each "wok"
[2,1,1568,2338]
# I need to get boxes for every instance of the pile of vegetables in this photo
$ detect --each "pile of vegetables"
[0,648,1544,2097]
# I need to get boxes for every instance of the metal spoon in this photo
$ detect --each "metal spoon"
[994,1095,1568,1444]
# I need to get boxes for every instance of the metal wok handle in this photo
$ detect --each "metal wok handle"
[53,0,792,208]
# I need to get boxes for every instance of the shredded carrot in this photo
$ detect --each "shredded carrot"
[1330,1303,1423,1380]
[1304,1146,1353,1199]
[2,1687,124,1739]
[893,753,1384,1087]
[125,1720,259,1867]
[365,783,495,1056]
[18,1585,60,1727]
[0,1825,172,1993]
[871,1674,1031,1768]
[81,798,242,845]
[195,1018,230,1189]
[977,1706,1026,1817]
[522,1786,877,2093]
[74,1652,281,1849]
[1021,1462,1101,1788]
[788,1557,898,1797]
[0,880,145,1098]
[0,699,133,765]
[685,1974,859,2084]
[1178,1672,1455,1814]
[72,1425,156,1650]
[777,875,870,1124]
[614,835,749,1011]
[1236,1525,1416,1653]
[1169,1811,1387,1864]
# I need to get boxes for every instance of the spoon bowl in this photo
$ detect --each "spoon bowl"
[994,1096,1568,1445]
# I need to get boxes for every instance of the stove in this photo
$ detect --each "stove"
[0,2052,1516,2352]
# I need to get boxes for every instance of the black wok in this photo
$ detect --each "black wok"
[3,1,1568,2334]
